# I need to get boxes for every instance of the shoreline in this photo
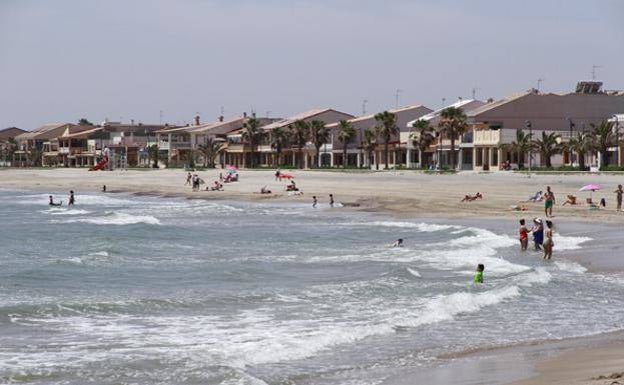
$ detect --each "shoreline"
[2,168,624,384]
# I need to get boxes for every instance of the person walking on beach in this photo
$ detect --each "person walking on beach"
[329,194,335,207]
[312,196,318,208]
[542,220,554,259]
[185,172,192,186]
[615,184,623,211]
[519,219,528,251]
[275,169,281,181]
[544,186,555,217]
[532,218,543,251]
[68,190,75,206]
[474,264,484,284]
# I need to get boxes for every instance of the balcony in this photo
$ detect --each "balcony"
[473,130,501,146]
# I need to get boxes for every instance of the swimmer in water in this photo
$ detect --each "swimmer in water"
[474,263,484,284]
[48,195,62,206]
[391,238,404,247]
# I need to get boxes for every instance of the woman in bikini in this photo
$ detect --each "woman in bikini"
[542,220,554,260]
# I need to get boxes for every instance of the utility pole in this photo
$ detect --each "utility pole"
[526,120,532,177]
[159,110,163,124]
[362,99,368,115]
[592,65,602,80]
[395,89,402,110]
[536,78,544,92]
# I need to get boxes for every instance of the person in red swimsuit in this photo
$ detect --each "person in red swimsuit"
[519,218,528,251]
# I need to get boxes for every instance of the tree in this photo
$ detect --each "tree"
[270,127,289,167]
[289,121,309,169]
[501,129,532,169]
[374,111,398,169]
[28,148,42,167]
[438,107,468,170]
[410,119,434,168]
[591,120,615,168]
[532,131,561,168]
[147,144,159,168]
[198,138,224,168]
[78,118,94,126]
[567,131,592,171]
[337,120,356,168]
[241,117,265,168]
[363,128,377,169]
[309,120,330,168]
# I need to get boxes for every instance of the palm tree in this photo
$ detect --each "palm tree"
[270,127,289,167]
[337,120,356,168]
[410,119,434,168]
[591,120,615,168]
[198,138,224,168]
[363,128,377,169]
[241,117,265,168]
[438,107,468,170]
[567,131,592,171]
[374,111,398,169]
[501,129,532,169]
[309,120,330,168]
[147,144,159,168]
[532,131,561,168]
[289,121,309,169]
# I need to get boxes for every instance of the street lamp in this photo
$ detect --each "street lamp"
[614,115,620,167]
[567,117,575,166]
[525,120,532,175]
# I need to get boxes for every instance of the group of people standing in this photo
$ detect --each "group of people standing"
[519,217,554,259]
[48,191,75,207]
[312,194,335,208]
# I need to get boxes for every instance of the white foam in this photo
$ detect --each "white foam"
[44,208,91,216]
[56,212,161,226]
[395,285,521,328]
[553,235,592,251]
[554,261,587,274]
[360,221,458,232]
[407,267,421,278]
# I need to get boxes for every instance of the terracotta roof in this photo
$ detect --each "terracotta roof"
[16,123,73,140]
[466,92,532,117]
[261,108,353,130]
[327,105,430,128]
[61,126,103,139]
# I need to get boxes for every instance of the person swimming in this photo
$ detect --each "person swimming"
[474,264,484,284]
[48,195,62,206]
[391,238,404,247]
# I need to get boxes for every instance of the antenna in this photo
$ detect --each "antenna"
[471,87,480,100]
[395,89,402,109]
[266,111,271,118]
[362,99,368,115]
[537,78,544,92]
[441,97,446,108]
[159,110,163,124]
[591,65,602,80]
[220,106,225,117]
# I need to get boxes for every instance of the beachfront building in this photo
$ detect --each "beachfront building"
[468,81,624,171]
[156,115,279,167]
[14,123,76,166]
[405,99,485,169]
[0,127,27,166]
[225,108,354,168]
[326,105,432,168]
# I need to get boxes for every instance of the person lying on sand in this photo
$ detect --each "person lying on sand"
[562,194,577,206]
[510,204,528,211]
[461,192,483,202]
[207,181,223,191]
[260,186,271,194]
[526,191,543,202]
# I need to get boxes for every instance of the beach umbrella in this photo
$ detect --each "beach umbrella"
[280,173,294,179]
[579,184,601,200]
[226,165,238,171]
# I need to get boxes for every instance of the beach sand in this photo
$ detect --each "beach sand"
[2,167,624,384]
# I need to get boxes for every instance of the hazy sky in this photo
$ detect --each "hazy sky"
[1,0,622,129]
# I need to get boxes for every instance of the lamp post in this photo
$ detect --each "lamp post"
[567,117,575,166]
[525,120,532,175]
[614,115,620,167]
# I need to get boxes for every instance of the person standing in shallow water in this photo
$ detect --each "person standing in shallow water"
[532,218,543,251]
[312,196,317,208]
[519,219,528,251]
[543,220,554,260]
[615,184,623,211]
[329,194,334,207]
[68,190,75,206]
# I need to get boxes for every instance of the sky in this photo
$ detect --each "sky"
[1,0,622,130]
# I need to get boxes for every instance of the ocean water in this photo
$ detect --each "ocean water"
[1,189,623,385]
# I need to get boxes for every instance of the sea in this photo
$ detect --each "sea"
[1,189,624,385]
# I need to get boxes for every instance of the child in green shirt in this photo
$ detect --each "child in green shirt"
[474,264,484,284]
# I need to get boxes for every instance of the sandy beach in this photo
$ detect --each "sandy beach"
[2,167,624,384]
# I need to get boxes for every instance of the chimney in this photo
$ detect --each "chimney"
[194,115,200,126]
[219,115,224,122]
